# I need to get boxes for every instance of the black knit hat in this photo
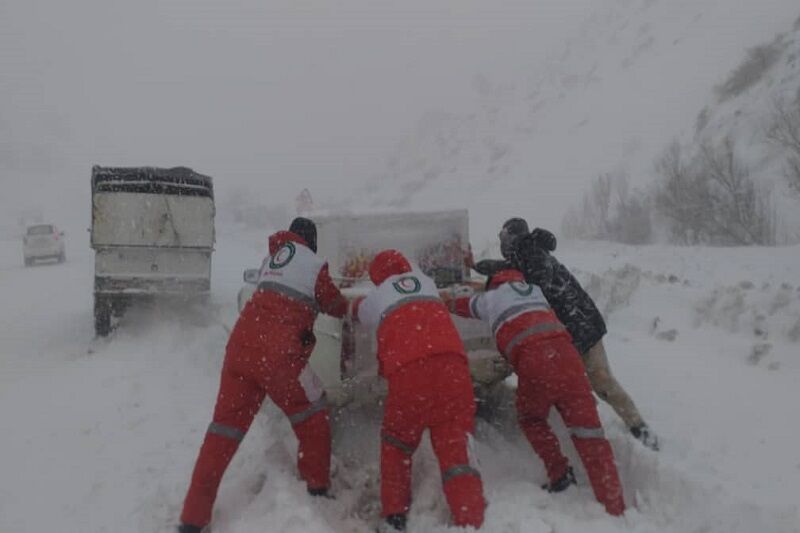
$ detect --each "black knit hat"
[501,217,530,237]
[499,217,529,260]
[289,217,317,253]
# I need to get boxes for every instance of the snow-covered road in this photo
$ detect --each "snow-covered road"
[1,231,798,532]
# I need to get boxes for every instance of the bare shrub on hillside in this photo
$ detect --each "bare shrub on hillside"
[653,141,710,244]
[767,97,800,194]
[562,173,652,244]
[609,176,653,244]
[654,138,776,245]
[562,173,611,241]
[698,138,776,245]
[715,40,784,102]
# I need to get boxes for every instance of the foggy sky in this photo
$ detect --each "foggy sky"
[0,0,596,232]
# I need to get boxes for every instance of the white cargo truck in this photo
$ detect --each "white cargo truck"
[90,166,215,336]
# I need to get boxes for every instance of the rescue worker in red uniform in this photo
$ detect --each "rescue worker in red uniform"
[178,218,348,533]
[351,250,485,532]
[445,269,625,516]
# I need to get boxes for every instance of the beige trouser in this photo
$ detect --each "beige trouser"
[582,340,644,429]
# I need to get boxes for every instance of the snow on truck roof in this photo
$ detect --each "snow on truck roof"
[91,166,214,198]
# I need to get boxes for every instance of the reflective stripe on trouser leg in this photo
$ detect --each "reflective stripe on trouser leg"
[291,404,332,490]
[442,464,482,484]
[181,427,243,527]
[183,356,265,528]
[382,432,415,455]
[287,393,328,426]
[570,426,606,439]
[286,392,331,489]
[429,421,485,528]
[381,434,415,517]
[207,422,246,441]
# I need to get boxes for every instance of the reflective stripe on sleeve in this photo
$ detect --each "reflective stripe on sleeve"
[469,295,481,319]
[381,432,415,455]
[442,464,481,484]
[503,322,567,357]
[208,422,246,442]
[570,426,606,439]
[257,281,320,312]
[287,394,328,426]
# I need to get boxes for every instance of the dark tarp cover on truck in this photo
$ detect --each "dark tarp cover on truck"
[91,166,214,198]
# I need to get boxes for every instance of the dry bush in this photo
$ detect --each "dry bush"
[767,97,800,194]
[699,138,776,245]
[654,138,776,245]
[653,141,710,244]
[562,173,652,244]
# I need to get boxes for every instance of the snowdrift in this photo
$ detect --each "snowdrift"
[1,230,799,532]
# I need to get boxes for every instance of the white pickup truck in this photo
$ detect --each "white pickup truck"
[90,166,215,336]
[238,210,510,407]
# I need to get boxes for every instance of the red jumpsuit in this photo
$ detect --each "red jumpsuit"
[353,250,485,528]
[451,270,625,516]
[180,231,347,528]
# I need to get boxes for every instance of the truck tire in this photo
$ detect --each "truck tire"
[110,296,129,319]
[24,257,32,267]
[94,294,112,337]
[58,251,66,263]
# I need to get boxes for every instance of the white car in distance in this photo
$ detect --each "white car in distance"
[23,224,66,266]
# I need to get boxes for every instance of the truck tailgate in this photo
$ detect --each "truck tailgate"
[94,247,211,293]
[92,192,214,248]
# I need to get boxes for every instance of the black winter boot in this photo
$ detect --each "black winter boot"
[307,487,336,500]
[630,424,659,451]
[177,524,203,533]
[376,513,407,532]
[541,466,576,493]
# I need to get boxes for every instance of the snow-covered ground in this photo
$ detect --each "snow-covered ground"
[1,228,798,533]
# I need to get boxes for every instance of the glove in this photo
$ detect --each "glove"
[439,290,454,311]
[473,258,512,276]
[530,227,557,252]
[300,329,316,347]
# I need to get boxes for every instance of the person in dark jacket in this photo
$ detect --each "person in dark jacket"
[475,218,658,451]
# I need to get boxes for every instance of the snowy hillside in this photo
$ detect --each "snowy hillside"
[2,229,799,532]
[354,0,800,246]
[686,18,800,242]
